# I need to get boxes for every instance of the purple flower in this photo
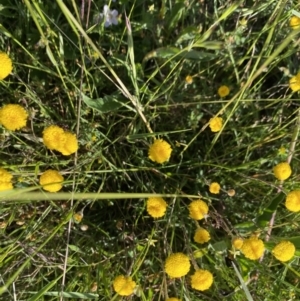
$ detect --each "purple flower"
[100,5,118,27]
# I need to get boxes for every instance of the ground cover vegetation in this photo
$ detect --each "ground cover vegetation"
[0,0,300,300]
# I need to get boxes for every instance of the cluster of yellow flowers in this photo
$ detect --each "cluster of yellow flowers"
[164,252,213,291]
[43,125,78,156]
[0,53,78,193]
[272,162,300,212]
[0,168,13,191]
[139,198,213,296]
[232,236,295,263]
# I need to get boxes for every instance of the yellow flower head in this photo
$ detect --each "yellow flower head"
[290,16,300,29]
[232,237,243,250]
[209,116,223,132]
[285,190,300,212]
[148,139,172,164]
[188,200,208,220]
[43,125,67,150]
[194,228,210,244]
[289,73,300,92]
[185,75,193,85]
[147,197,167,218]
[0,104,28,131]
[241,237,264,260]
[217,85,230,97]
[165,253,191,278]
[56,132,79,156]
[113,275,136,296]
[272,241,295,262]
[0,52,13,80]
[190,269,213,291]
[166,298,181,301]
[273,162,292,181]
[0,168,13,183]
[39,169,64,192]
[0,168,13,191]
[209,182,220,194]
[0,182,13,191]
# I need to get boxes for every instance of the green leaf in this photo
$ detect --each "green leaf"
[211,240,227,252]
[232,262,254,301]
[175,26,199,45]
[256,192,285,227]
[81,93,125,113]
[234,221,256,232]
[143,47,216,63]
[27,279,61,301]
[28,291,99,299]
[166,2,185,30]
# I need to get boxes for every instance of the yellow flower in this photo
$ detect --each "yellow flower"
[190,269,213,291]
[112,275,136,296]
[185,75,193,85]
[289,73,300,92]
[272,241,295,262]
[209,182,220,194]
[148,139,172,164]
[232,237,243,250]
[57,132,79,156]
[166,298,181,301]
[43,126,79,155]
[0,168,13,191]
[43,125,67,150]
[290,16,300,29]
[165,253,191,278]
[39,170,64,192]
[0,52,13,80]
[273,162,291,181]
[194,228,210,244]
[217,85,230,97]
[209,116,223,132]
[285,190,300,212]
[0,182,13,191]
[188,200,208,220]
[146,197,167,218]
[0,104,28,131]
[241,237,264,260]
[0,168,13,183]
